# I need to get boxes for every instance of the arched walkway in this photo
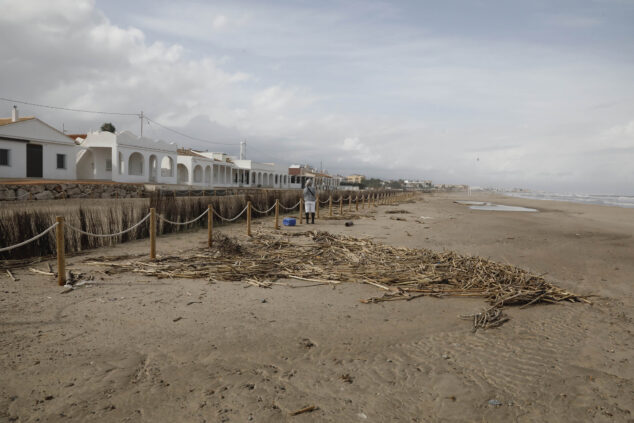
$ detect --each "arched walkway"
[177,164,189,184]
[128,152,144,176]
[161,156,173,177]
[204,166,211,185]
[149,155,158,182]
[193,165,203,183]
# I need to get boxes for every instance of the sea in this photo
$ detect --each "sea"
[502,191,634,209]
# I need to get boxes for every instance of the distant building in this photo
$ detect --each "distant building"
[0,106,78,180]
[403,179,433,190]
[346,174,365,184]
[288,164,339,190]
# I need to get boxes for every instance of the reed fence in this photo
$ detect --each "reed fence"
[1,189,411,285]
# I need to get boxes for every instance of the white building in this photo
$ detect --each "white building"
[77,131,178,184]
[0,107,77,180]
[195,152,290,189]
[176,149,236,187]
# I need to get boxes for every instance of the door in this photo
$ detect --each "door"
[26,144,43,178]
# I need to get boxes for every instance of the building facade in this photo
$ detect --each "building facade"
[77,131,179,184]
[0,108,77,180]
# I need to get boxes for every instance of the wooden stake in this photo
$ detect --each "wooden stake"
[207,205,213,247]
[150,208,156,259]
[247,201,252,236]
[362,194,365,209]
[316,194,320,219]
[299,198,304,224]
[355,195,359,211]
[329,195,333,217]
[275,199,280,230]
[348,195,352,211]
[56,216,65,286]
[339,196,343,215]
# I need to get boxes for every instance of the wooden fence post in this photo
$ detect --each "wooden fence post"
[356,195,359,211]
[150,208,156,259]
[299,198,304,224]
[316,194,320,219]
[329,195,333,217]
[348,195,352,211]
[275,199,280,230]
[247,201,252,236]
[207,204,213,247]
[339,196,343,215]
[56,216,65,286]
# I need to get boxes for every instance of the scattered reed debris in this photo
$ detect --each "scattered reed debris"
[385,209,411,214]
[86,230,588,329]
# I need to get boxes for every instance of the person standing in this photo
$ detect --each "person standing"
[303,179,316,224]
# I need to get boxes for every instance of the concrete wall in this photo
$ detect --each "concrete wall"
[0,140,27,178]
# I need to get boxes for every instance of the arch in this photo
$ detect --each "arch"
[177,163,189,184]
[213,165,219,185]
[128,152,144,176]
[149,154,158,182]
[275,174,279,185]
[193,165,203,183]
[284,175,287,185]
[204,165,211,185]
[161,156,174,177]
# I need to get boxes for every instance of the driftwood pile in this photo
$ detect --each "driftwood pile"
[85,230,588,330]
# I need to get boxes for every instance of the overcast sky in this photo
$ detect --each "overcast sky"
[1,0,633,193]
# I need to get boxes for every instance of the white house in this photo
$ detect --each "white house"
[176,149,237,187]
[232,158,290,188]
[77,131,178,184]
[0,107,77,180]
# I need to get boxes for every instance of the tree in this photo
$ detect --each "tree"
[100,122,116,133]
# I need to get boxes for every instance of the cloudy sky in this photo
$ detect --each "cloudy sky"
[1,0,633,193]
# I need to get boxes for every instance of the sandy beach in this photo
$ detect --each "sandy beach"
[1,192,632,422]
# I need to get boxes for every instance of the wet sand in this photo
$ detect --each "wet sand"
[1,192,632,422]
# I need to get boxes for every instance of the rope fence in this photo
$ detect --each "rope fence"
[1,190,414,286]
[157,209,209,226]
[66,213,151,237]
[0,222,59,253]
[279,200,301,211]
[213,205,249,222]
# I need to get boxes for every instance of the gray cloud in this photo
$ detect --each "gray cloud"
[1,0,633,193]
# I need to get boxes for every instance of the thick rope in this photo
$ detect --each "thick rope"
[0,222,59,252]
[66,213,151,237]
[158,209,208,225]
[213,205,249,222]
[251,203,277,214]
[279,200,301,211]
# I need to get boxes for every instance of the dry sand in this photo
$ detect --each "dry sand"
[1,192,633,422]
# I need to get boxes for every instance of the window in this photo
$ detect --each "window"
[105,159,112,171]
[56,154,66,169]
[0,149,9,166]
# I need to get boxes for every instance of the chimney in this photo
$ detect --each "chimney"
[11,105,18,122]
[240,140,246,160]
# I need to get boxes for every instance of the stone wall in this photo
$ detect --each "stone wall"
[0,183,147,201]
